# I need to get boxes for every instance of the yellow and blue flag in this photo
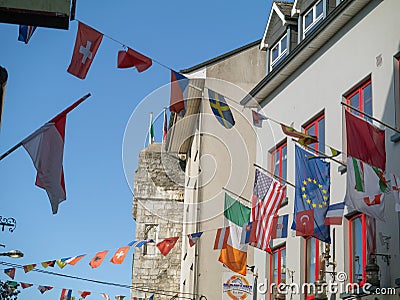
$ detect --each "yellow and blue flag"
[291,145,331,243]
[208,89,235,129]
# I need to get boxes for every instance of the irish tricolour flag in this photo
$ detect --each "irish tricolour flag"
[218,193,250,275]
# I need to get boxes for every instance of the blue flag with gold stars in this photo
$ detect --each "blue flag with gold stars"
[291,145,331,243]
[208,89,235,129]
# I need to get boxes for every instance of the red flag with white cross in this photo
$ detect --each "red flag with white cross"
[110,246,130,264]
[67,22,103,79]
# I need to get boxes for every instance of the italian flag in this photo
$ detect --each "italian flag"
[345,157,386,221]
[219,193,250,275]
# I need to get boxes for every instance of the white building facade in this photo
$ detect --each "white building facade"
[241,0,400,299]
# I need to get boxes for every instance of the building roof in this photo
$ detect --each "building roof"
[275,1,294,17]
[242,0,374,106]
[180,40,261,74]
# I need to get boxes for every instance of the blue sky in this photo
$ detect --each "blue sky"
[0,1,270,299]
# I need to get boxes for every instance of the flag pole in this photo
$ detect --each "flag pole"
[291,139,346,167]
[0,93,91,162]
[253,163,295,188]
[341,101,400,134]
[222,187,251,204]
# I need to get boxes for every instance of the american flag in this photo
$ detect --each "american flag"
[251,169,286,252]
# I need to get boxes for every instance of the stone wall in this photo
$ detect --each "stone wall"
[131,143,185,299]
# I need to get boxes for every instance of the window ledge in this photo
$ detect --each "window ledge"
[390,132,400,143]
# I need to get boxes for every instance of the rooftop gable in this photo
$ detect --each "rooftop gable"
[260,1,296,50]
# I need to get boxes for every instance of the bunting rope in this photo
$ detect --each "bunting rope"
[0,261,194,299]
[74,19,177,74]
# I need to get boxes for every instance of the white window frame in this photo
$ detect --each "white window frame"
[303,0,324,37]
[270,33,288,69]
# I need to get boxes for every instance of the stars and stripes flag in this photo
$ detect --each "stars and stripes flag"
[250,169,286,252]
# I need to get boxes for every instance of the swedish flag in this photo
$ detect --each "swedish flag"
[208,89,235,129]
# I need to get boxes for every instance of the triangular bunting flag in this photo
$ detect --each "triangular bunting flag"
[23,264,36,273]
[4,268,15,280]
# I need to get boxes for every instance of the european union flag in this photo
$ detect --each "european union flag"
[208,89,235,129]
[291,145,331,243]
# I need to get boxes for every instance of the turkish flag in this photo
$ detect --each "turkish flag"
[117,48,152,72]
[110,246,130,264]
[67,22,103,79]
[156,237,179,256]
[296,209,314,236]
[89,250,108,268]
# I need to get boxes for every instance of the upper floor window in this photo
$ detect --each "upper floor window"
[345,78,372,122]
[303,0,324,37]
[271,34,288,69]
[348,213,375,286]
[303,114,325,153]
[271,141,287,183]
[270,245,286,299]
[270,141,287,199]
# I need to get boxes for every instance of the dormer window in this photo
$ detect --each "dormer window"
[303,0,324,37]
[270,34,288,69]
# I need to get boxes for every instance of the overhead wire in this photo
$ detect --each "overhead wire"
[0,261,194,299]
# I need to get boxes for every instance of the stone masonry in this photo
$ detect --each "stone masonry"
[132,143,185,299]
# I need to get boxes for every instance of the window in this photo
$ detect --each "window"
[304,114,325,153]
[270,34,288,69]
[304,237,319,299]
[270,246,286,299]
[348,214,375,285]
[345,79,372,122]
[303,0,324,37]
[271,141,287,184]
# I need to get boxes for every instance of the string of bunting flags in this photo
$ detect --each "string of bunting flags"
[1,279,146,300]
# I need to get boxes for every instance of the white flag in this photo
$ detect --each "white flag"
[22,120,66,214]
[345,157,386,221]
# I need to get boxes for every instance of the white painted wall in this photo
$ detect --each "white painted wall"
[254,0,400,299]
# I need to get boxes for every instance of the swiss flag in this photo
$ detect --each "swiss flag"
[67,22,103,79]
[296,209,314,236]
[110,246,130,264]
[156,237,179,256]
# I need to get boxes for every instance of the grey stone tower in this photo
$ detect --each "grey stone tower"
[131,143,185,299]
